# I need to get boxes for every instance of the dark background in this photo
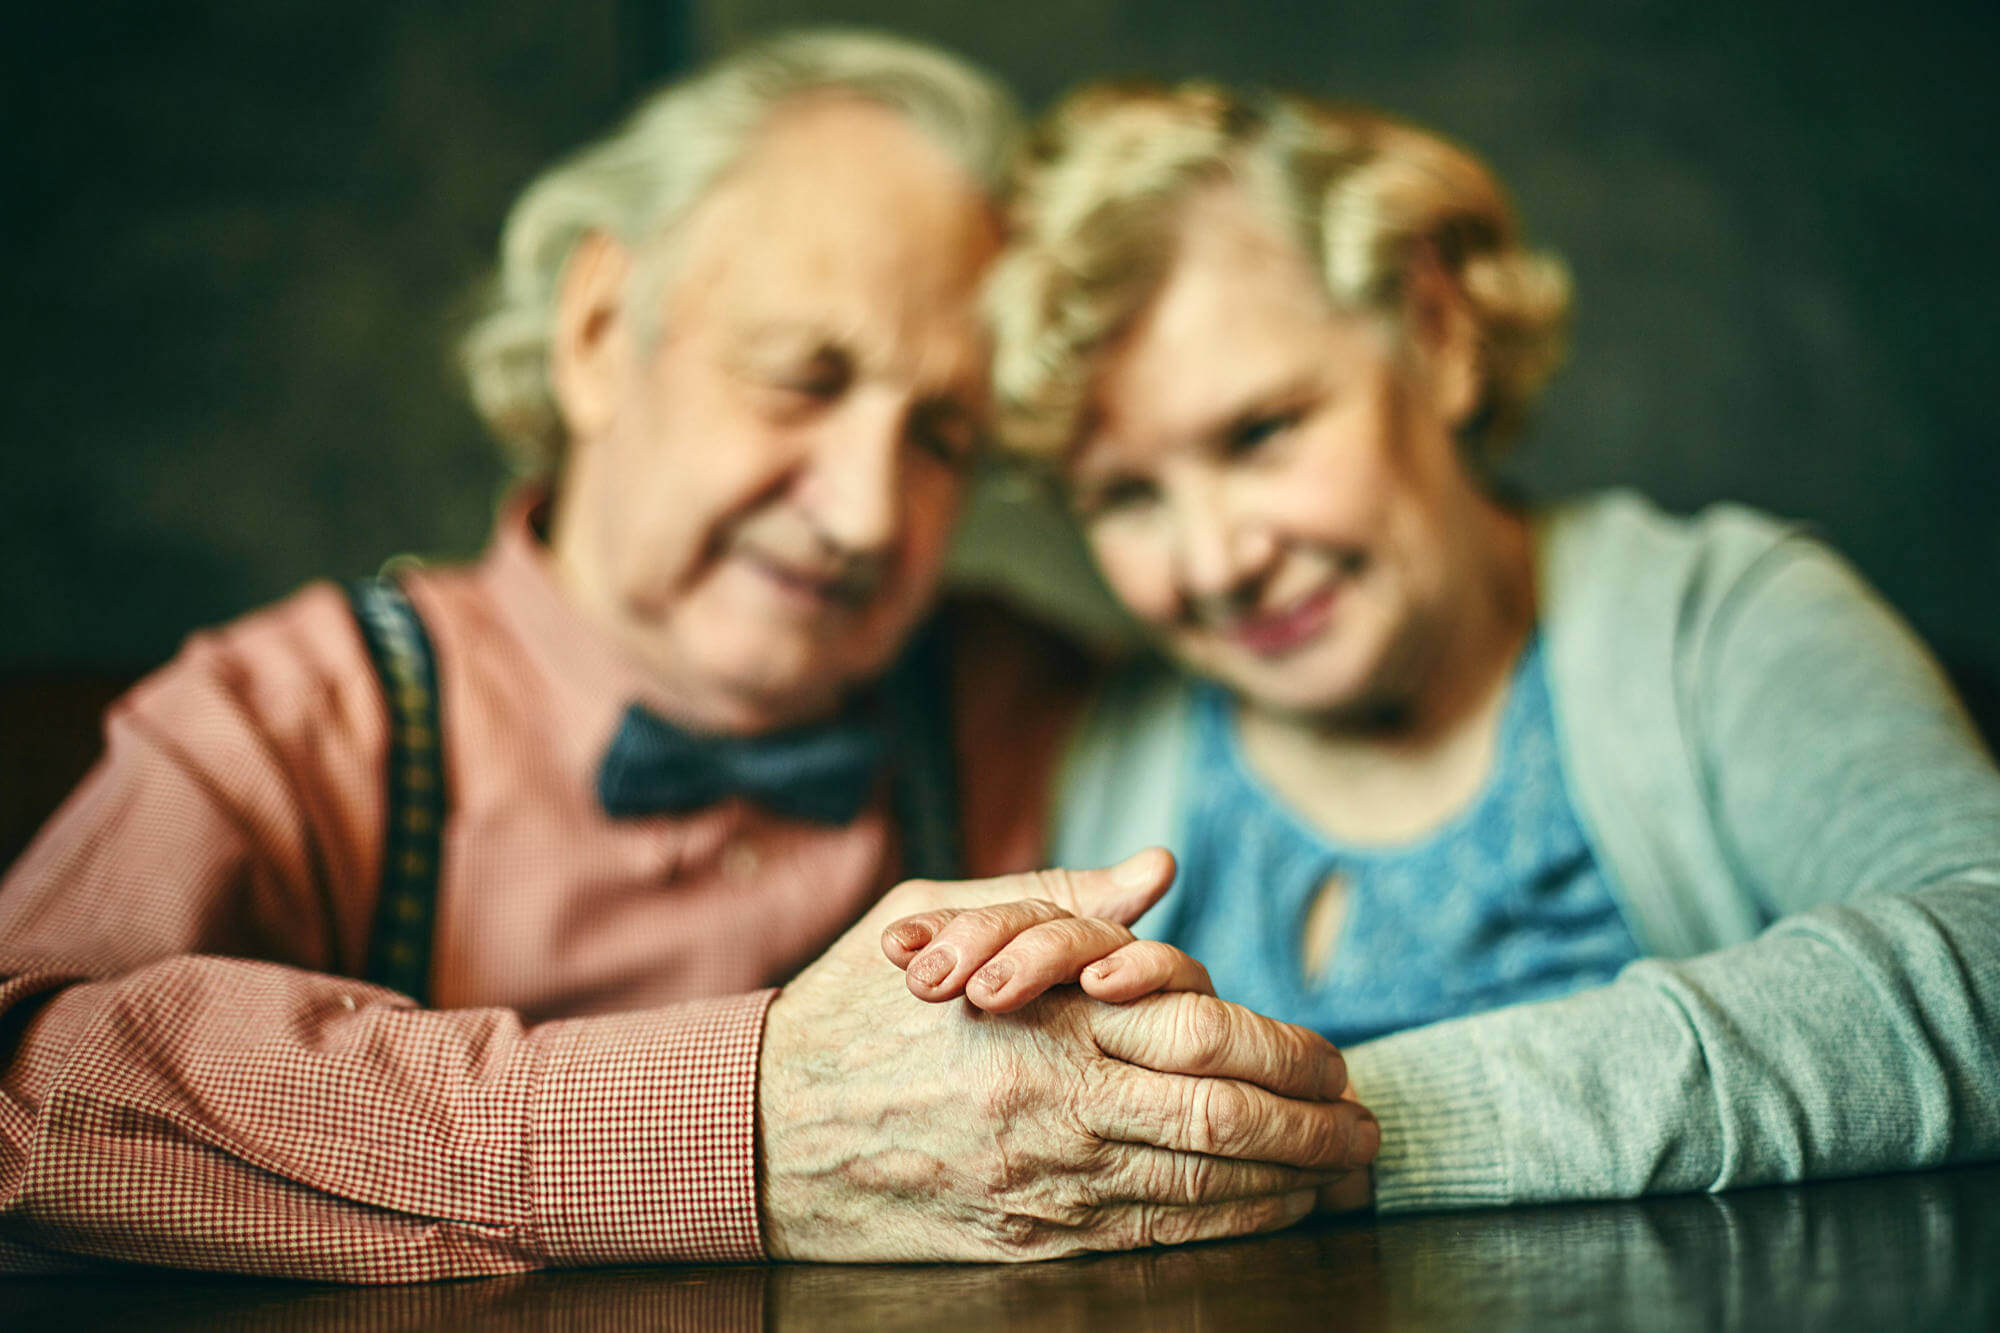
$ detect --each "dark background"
[5,2,1996,764]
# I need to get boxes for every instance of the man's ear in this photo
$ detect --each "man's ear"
[1401,240,1483,431]
[550,231,637,447]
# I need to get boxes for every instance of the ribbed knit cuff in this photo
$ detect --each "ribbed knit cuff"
[1345,1023,1511,1213]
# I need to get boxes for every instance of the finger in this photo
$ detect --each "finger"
[1091,991,1349,1102]
[1081,940,1215,1003]
[1090,1142,1344,1207]
[1080,1066,1381,1171]
[1062,1191,1318,1256]
[1062,846,1177,924]
[904,899,1074,1000]
[880,906,968,966]
[1317,1168,1375,1214]
[965,916,1141,1013]
[877,847,1178,929]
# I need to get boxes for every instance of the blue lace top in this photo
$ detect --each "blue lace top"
[1167,634,1642,1046]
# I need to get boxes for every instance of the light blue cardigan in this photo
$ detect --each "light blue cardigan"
[1051,491,2000,1210]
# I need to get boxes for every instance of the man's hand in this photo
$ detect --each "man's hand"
[758,855,1379,1261]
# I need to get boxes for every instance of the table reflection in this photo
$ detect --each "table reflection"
[11,1164,1995,1330]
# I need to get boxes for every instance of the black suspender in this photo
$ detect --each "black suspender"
[343,578,962,1006]
[345,577,446,1005]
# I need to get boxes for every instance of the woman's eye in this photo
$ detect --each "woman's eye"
[1077,477,1159,518]
[1226,411,1299,457]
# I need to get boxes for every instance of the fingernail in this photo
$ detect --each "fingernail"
[1112,849,1159,889]
[1086,956,1124,982]
[887,922,931,952]
[1355,1114,1381,1160]
[971,958,1014,993]
[908,948,955,987]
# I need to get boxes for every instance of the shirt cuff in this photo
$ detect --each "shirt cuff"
[1345,1021,1510,1213]
[528,989,775,1264]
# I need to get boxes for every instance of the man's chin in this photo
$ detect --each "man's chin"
[694,663,848,733]
[674,630,880,732]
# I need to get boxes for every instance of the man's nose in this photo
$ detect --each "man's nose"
[804,394,906,555]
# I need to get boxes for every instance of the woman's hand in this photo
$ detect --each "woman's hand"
[881,846,1216,1013]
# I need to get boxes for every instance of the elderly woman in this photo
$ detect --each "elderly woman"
[886,82,2000,1214]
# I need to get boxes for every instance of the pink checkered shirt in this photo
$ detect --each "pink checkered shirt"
[0,501,1067,1282]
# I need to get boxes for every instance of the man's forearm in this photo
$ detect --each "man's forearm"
[0,955,773,1280]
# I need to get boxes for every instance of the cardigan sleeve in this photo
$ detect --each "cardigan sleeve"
[1344,536,2000,1211]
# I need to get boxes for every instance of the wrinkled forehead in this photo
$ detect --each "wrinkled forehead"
[663,97,1002,391]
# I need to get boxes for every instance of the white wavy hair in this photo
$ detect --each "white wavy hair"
[988,81,1573,462]
[460,29,1021,475]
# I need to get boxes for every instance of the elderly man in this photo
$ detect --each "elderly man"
[0,33,1372,1279]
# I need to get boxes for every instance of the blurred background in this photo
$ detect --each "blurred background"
[5,0,1997,851]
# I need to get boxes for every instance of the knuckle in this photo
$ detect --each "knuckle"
[1144,1204,1208,1248]
[1042,916,1128,961]
[991,1176,1098,1257]
[1190,1078,1256,1155]
[1054,1172,1101,1220]
[932,907,994,949]
[1175,995,1236,1070]
[1298,1104,1344,1167]
[1005,922,1069,972]
[1240,1194,1290,1236]
[1045,1185,1097,1232]
[896,909,949,938]
[1130,941,1179,981]
[1175,1151,1218,1204]
[1274,1023,1318,1081]
[1109,1204,1157,1252]
[982,898,1066,940]
[1078,917,1138,950]
[993,1210,1044,1254]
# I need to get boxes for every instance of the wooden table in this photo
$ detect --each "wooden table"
[12,1164,1996,1330]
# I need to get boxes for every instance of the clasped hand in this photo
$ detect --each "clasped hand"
[758,849,1377,1261]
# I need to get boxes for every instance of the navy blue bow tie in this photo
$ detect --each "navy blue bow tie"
[596,702,886,825]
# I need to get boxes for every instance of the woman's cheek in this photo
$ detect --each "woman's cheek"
[1089,523,1179,627]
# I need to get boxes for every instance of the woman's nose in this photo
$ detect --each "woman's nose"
[1170,485,1276,606]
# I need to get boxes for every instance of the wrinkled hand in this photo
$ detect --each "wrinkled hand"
[876,852,1382,1217]
[759,854,1379,1261]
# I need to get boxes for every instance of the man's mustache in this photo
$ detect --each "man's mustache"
[735,538,890,607]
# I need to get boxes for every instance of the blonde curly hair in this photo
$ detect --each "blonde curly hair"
[986,81,1572,462]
